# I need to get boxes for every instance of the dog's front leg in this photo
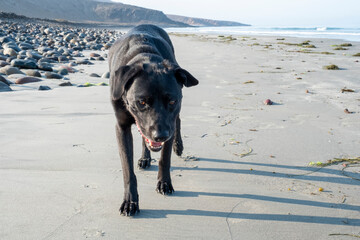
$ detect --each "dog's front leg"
[116,123,139,216]
[157,136,175,195]
[138,138,152,169]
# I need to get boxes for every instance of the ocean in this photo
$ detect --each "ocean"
[165,26,360,42]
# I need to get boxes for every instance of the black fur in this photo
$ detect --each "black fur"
[109,25,198,216]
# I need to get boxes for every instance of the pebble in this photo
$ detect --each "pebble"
[38,85,51,91]
[45,72,63,79]
[15,76,42,84]
[0,60,10,67]
[0,81,12,92]
[38,62,53,71]
[59,65,76,73]
[101,71,110,78]
[24,70,42,77]
[264,99,273,105]
[0,75,11,85]
[76,59,93,65]
[56,68,68,75]
[11,59,38,69]
[95,56,105,61]
[3,48,17,57]
[59,81,73,86]
[0,66,24,75]
[90,53,100,57]
[89,73,100,78]
[26,51,42,60]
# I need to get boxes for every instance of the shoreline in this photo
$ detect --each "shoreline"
[165,26,360,43]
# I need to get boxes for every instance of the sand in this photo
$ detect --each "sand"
[0,33,359,239]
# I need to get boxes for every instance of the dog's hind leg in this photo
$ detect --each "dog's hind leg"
[173,115,183,156]
[138,138,152,169]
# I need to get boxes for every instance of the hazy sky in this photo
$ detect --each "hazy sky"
[112,0,359,27]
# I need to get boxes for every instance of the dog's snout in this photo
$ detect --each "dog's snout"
[152,130,170,142]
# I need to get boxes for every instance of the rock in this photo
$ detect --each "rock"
[45,72,63,79]
[89,73,100,78]
[6,56,17,63]
[0,61,10,67]
[103,43,112,50]
[90,44,103,50]
[64,33,76,42]
[0,66,24,75]
[0,36,15,44]
[101,71,110,78]
[26,51,42,60]
[90,53,100,58]
[37,46,52,54]
[57,68,68,75]
[0,75,12,85]
[44,28,54,35]
[3,43,21,52]
[58,55,68,62]
[59,81,73,86]
[38,85,51,91]
[264,99,273,105]
[0,81,12,92]
[11,59,38,69]
[19,42,34,50]
[76,59,93,65]
[3,48,17,57]
[38,58,56,64]
[15,77,42,84]
[25,70,41,77]
[95,56,105,61]
[58,65,76,73]
[38,62,53,71]
[8,74,26,80]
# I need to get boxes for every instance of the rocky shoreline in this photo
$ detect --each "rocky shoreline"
[0,17,122,92]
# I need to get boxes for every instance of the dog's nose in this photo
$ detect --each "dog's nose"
[152,130,169,142]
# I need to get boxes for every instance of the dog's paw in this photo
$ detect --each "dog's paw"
[156,181,174,195]
[173,140,183,156]
[138,158,152,169]
[119,200,139,216]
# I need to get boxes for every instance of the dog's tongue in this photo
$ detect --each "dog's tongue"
[149,141,162,148]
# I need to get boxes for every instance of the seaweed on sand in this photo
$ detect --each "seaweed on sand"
[323,64,339,70]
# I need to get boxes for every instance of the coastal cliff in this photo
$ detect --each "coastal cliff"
[0,0,249,27]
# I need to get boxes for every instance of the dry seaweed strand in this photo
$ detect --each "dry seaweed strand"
[329,233,360,238]
[310,157,360,181]
[313,157,360,167]
[286,157,360,178]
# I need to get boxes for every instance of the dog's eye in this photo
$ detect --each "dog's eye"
[169,100,176,105]
[137,100,147,108]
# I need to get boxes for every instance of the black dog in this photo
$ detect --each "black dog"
[109,25,198,216]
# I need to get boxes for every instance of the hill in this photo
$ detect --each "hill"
[0,0,186,27]
[166,14,250,27]
[0,0,250,27]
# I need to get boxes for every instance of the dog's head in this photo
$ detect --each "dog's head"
[111,61,198,152]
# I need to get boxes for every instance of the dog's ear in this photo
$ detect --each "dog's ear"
[111,65,142,101]
[175,68,199,88]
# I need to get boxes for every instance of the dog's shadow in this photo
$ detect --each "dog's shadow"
[134,190,360,226]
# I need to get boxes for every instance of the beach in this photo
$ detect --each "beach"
[1,24,360,239]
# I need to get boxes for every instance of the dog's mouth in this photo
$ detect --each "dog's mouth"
[135,122,164,152]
